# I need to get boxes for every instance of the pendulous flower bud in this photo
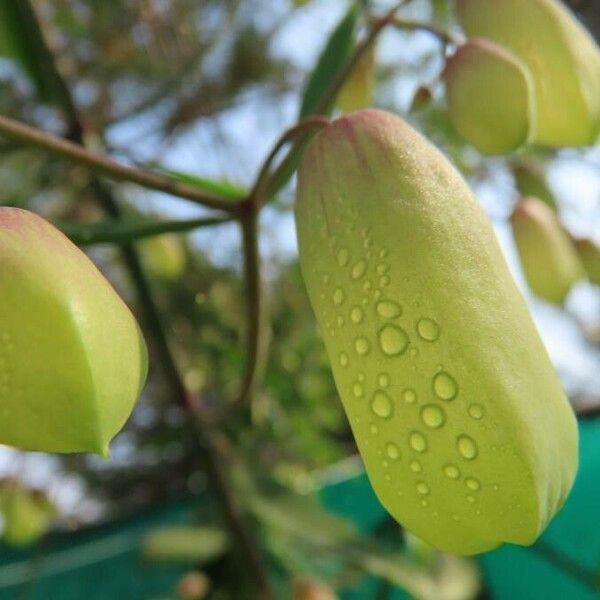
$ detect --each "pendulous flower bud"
[0,208,148,456]
[295,109,578,555]
[510,197,584,305]
[444,38,535,154]
[457,0,600,147]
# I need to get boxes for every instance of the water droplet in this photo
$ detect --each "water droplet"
[350,306,363,324]
[421,499,429,507]
[370,424,379,435]
[378,325,409,356]
[337,248,349,267]
[452,514,460,522]
[351,260,367,279]
[364,238,373,249]
[333,288,345,306]
[358,373,365,382]
[371,391,393,419]
[402,389,417,404]
[382,460,389,468]
[354,337,371,356]
[384,474,391,482]
[409,431,428,453]
[373,290,382,301]
[420,404,446,429]
[378,373,390,388]
[468,404,484,420]
[466,494,476,504]
[410,460,422,473]
[416,318,440,342]
[465,477,481,491]
[379,249,389,258]
[363,280,373,292]
[433,371,458,401]
[409,347,419,358]
[336,316,345,326]
[379,275,390,287]
[386,443,400,460]
[416,481,430,496]
[376,263,389,275]
[492,484,499,491]
[353,383,364,398]
[457,435,478,460]
[361,297,369,307]
[339,352,349,367]
[443,464,460,480]
[376,300,402,319]
[322,274,330,284]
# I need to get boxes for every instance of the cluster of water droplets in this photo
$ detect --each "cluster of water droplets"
[315,226,492,516]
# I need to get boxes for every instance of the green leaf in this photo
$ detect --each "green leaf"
[0,1,64,103]
[299,3,359,118]
[161,169,246,200]
[57,216,230,246]
[141,525,229,564]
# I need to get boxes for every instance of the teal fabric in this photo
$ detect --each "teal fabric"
[0,500,197,600]
[0,417,597,599]
[479,417,600,600]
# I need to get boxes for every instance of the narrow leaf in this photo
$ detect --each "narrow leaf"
[0,1,64,103]
[57,216,230,246]
[141,525,229,564]
[161,169,246,200]
[299,3,359,118]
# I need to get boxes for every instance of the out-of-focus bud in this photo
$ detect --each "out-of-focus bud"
[1,485,55,547]
[141,234,187,279]
[511,161,558,211]
[293,578,338,600]
[510,197,584,304]
[457,0,600,147]
[444,38,535,155]
[409,85,432,113]
[177,571,210,600]
[573,238,600,286]
[337,46,375,113]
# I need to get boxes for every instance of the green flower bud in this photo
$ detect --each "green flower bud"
[457,0,600,147]
[295,109,578,555]
[511,197,584,304]
[0,208,148,456]
[444,38,535,154]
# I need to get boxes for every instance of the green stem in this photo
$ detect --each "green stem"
[0,114,242,214]
[59,216,231,246]
[249,116,330,206]
[235,204,267,412]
